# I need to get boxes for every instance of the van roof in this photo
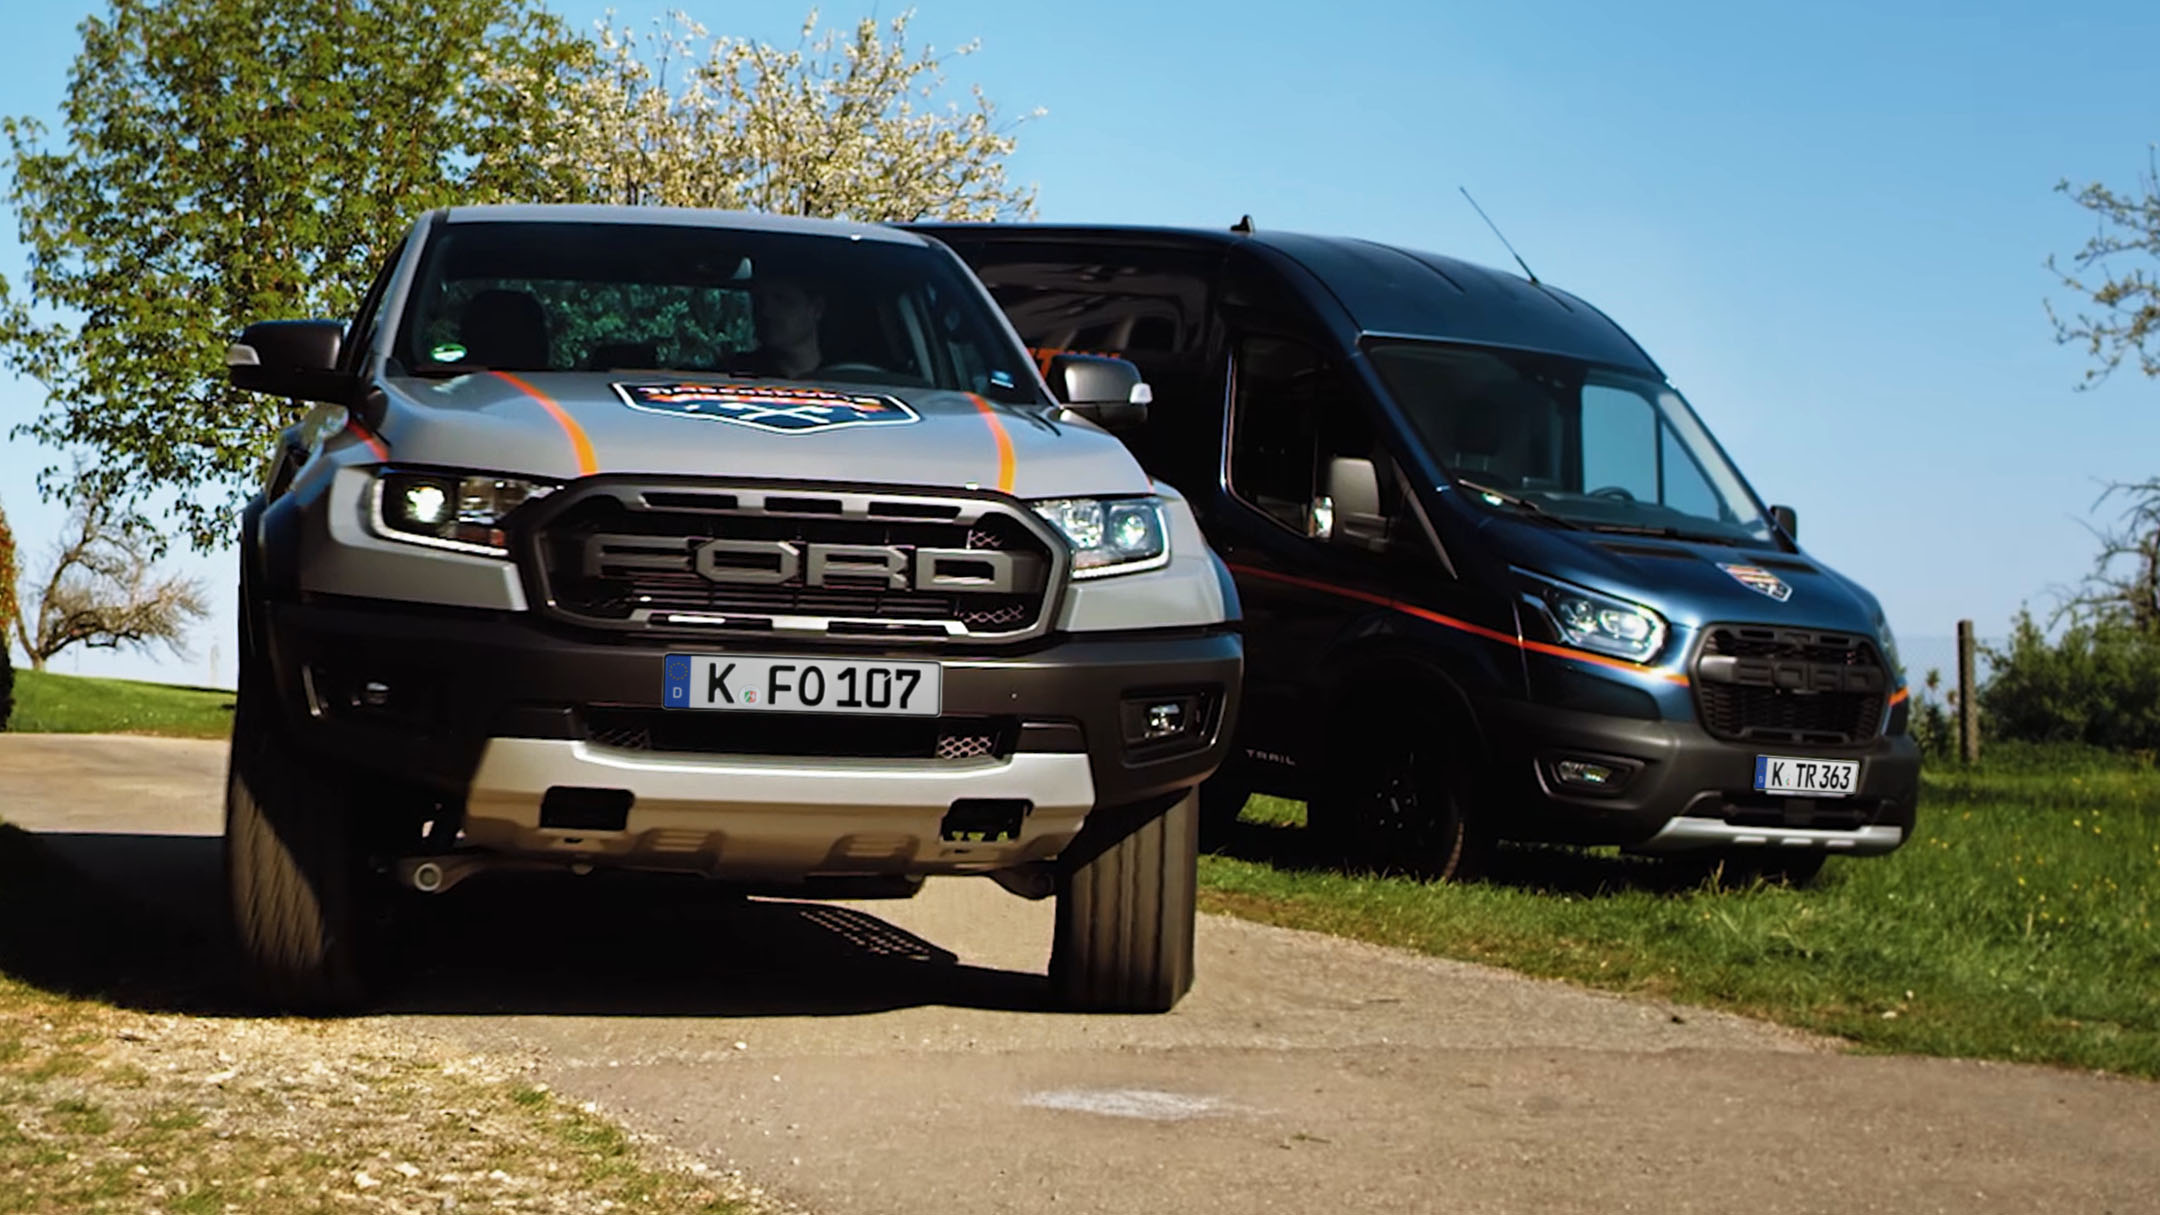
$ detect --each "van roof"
[908,222,1661,374]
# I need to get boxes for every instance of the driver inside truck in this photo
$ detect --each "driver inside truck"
[733,274,827,379]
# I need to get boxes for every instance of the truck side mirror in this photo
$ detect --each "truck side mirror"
[1322,456,1389,550]
[227,319,356,405]
[1045,353,1151,434]
[1770,503,1798,542]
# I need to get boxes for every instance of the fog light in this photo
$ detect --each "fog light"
[1120,693,1207,747]
[1144,702,1185,740]
[1553,759,1621,789]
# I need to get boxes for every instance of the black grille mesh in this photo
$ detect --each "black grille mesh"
[529,491,1051,639]
[1694,626,1886,746]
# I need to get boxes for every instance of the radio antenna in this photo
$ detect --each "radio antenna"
[1458,186,1539,285]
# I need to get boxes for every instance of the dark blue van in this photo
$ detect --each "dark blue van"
[914,221,1920,882]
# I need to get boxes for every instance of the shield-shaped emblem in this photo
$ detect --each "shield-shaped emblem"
[613,383,919,434]
[1719,563,1793,602]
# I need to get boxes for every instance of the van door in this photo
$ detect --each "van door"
[1215,327,1453,787]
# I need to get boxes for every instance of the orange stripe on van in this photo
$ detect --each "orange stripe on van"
[1888,686,1910,707]
[1225,562,1691,686]
[490,371,597,477]
[968,394,1017,493]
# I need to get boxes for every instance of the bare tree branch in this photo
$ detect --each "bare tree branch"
[17,465,208,671]
[2047,146,2160,388]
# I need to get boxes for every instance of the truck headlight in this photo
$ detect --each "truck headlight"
[372,471,555,556]
[1516,570,1667,663]
[1032,496,1170,578]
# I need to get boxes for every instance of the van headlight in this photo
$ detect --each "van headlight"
[1876,615,1902,677]
[1516,570,1667,663]
[1032,496,1170,578]
[372,470,556,556]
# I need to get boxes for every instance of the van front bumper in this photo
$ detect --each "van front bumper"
[1480,700,1921,853]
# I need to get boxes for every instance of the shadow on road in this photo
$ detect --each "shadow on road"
[1207,818,1754,897]
[0,825,1054,1020]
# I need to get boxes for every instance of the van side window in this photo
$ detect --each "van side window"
[1229,336,1391,540]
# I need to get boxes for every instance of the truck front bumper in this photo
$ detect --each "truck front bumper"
[263,598,1240,878]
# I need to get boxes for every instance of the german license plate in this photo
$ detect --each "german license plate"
[1754,755,1860,797]
[663,655,941,716]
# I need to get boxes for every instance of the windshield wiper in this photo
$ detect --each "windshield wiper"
[408,362,499,379]
[1582,521,1749,547]
[1452,479,1583,529]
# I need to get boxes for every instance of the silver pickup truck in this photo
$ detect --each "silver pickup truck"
[223,205,1242,1013]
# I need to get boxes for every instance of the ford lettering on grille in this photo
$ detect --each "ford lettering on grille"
[528,483,1063,643]
[583,537,1043,595]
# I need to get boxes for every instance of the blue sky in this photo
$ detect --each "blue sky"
[3,0,2156,686]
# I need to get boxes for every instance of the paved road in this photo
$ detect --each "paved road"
[3,733,2156,1215]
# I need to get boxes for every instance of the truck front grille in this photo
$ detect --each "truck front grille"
[581,708,1011,761]
[1693,626,1887,746]
[521,482,1063,644]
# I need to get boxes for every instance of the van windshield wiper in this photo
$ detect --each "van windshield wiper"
[1583,521,1748,547]
[1452,479,1583,529]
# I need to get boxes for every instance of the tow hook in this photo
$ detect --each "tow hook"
[393,854,569,895]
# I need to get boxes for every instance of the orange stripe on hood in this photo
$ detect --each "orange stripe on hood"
[968,394,1016,493]
[491,371,597,476]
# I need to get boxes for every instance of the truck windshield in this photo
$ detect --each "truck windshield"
[1365,339,1773,546]
[391,221,1042,403]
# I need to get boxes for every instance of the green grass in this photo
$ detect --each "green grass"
[5,670,233,738]
[1200,740,2160,1078]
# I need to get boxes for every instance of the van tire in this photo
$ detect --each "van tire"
[1051,792,1199,1013]
[225,702,369,1013]
[1310,699,1477,881]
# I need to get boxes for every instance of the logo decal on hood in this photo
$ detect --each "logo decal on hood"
[612,383,920,434]
[1719,563,1793,602]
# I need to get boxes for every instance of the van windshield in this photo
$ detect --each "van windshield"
[1365,340,1773,546]
[391,221,1043,403]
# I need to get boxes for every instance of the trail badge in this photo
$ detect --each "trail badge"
[1718,563,1793,602]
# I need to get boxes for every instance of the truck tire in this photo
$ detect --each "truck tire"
[1051,792,1199,1013]
[225,703,368,1012]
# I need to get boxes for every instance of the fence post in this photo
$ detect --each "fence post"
[1957,619,1979,764]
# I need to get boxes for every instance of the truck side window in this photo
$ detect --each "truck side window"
[1228,335,1390,540]
[340,238,407,374]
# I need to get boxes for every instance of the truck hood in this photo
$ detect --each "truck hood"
[1484,515,1888,636]
[368,372,1152,499]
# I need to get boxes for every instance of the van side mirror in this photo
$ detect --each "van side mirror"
[227,319,355,405]
[1770,503,1798,542]
[1322,456,1389,550]
[1044,353,1151,434]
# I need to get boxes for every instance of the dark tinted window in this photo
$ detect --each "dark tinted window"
[944,241,1217,363]
[1228,336,1380,534]
[392,222,1041,402]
